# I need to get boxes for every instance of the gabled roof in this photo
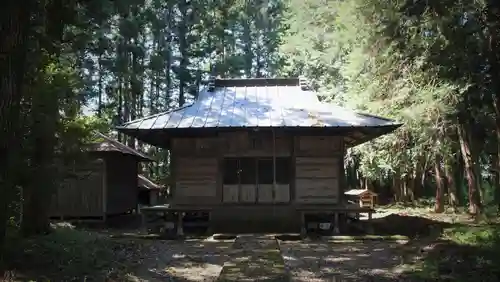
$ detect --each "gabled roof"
[87,132,154,162]
[116,78,402,147]
[138,174,162,190]
[118,78,399,130]
[344,189,378,196]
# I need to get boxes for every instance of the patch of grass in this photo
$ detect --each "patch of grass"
[2,226,149,281]
[444,224,500,246]
[404,224,500,281]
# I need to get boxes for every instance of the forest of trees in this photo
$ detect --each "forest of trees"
[2,0,500,254]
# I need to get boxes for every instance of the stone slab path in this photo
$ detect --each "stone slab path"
[217,235,289,282]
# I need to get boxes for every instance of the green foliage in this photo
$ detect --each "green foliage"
[407,224,500,281]
[280,0,500,211]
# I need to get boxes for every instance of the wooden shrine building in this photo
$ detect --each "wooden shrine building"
[345,189,378,209]
[117,77,401,234]
[50,133,154,221]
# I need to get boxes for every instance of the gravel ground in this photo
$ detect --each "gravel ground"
[278,239,411,282]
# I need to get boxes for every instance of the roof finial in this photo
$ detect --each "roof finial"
[299,75,311,90]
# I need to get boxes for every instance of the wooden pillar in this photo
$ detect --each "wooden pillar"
[206,211,213,235]
[290,134,296,203]
[333,212,340,234]
[338,139,346,205]
[170,146,177,201]
[329,212,336,234]
[102,161,108,222]
[141,211,148,234]
[176,212,184,236]
[272,129,276,202]
[300,211,307,237]
[367,211,374,234]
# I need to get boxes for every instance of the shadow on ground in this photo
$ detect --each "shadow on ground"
[399,224,500,281]
[370,214,455,238]
[4,214,500,281]
[1,225,234,282]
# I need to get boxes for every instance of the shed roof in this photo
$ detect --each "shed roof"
[87,132,154,162]
[117,78,401,147]
[138,174,162,190]
[344,189,378,196]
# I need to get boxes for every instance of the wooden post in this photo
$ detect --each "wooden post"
[102,161,108,222]
[206,211,213,235]
[333,212,340,234]
[367,211,374,234]
[170,146,176,201]
[338,139,346,204]
[176,212,184,236]
[272,129,276,203]
[141,211,147,234]
[290,134,296,203]
[300,211,307,237]
[329,212,336,235]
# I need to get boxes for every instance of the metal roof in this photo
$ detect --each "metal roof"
[117,78,400,130]
[138,174,162,190]
[344,189,378,196]
[87,132,155,162]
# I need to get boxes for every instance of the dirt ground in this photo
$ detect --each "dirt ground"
[279,239,414,282]
[125,238,235,281]
[116,236,416,282]
[4,207,476,281]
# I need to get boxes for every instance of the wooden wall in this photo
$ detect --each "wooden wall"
[50,160,105,218]
[171,131,292,205]
[294,136,343,204]
[171,132,344,206]
[172,138,219,204]
[105,154,139,214]
[51,153,142,219]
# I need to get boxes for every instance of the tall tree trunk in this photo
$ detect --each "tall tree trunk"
[164,5,173,110]
[22,0,65,236]
[178,0,188,106]
[412,156,425,200]
[22,84,59,236]
[444,158,459,212]
[454,149,465,206]
[486,0,500,213]
[97,53,103,117]
[0,0,33,253]
[242,17,252,77]
[434,155,445,213]
[458,124,481,215]
[392,173,402,202]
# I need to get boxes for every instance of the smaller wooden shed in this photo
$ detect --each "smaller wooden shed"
[50,132,154,221]
[344,189,378,209]
[138,174,162,206]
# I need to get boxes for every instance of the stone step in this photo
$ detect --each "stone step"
[217,235,289,282]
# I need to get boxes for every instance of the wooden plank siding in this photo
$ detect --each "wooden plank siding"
[170,133,344,206]
[50,160,105,218]
[294,136,343,204]
[105,155,139,215]
[172,138,219,204]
